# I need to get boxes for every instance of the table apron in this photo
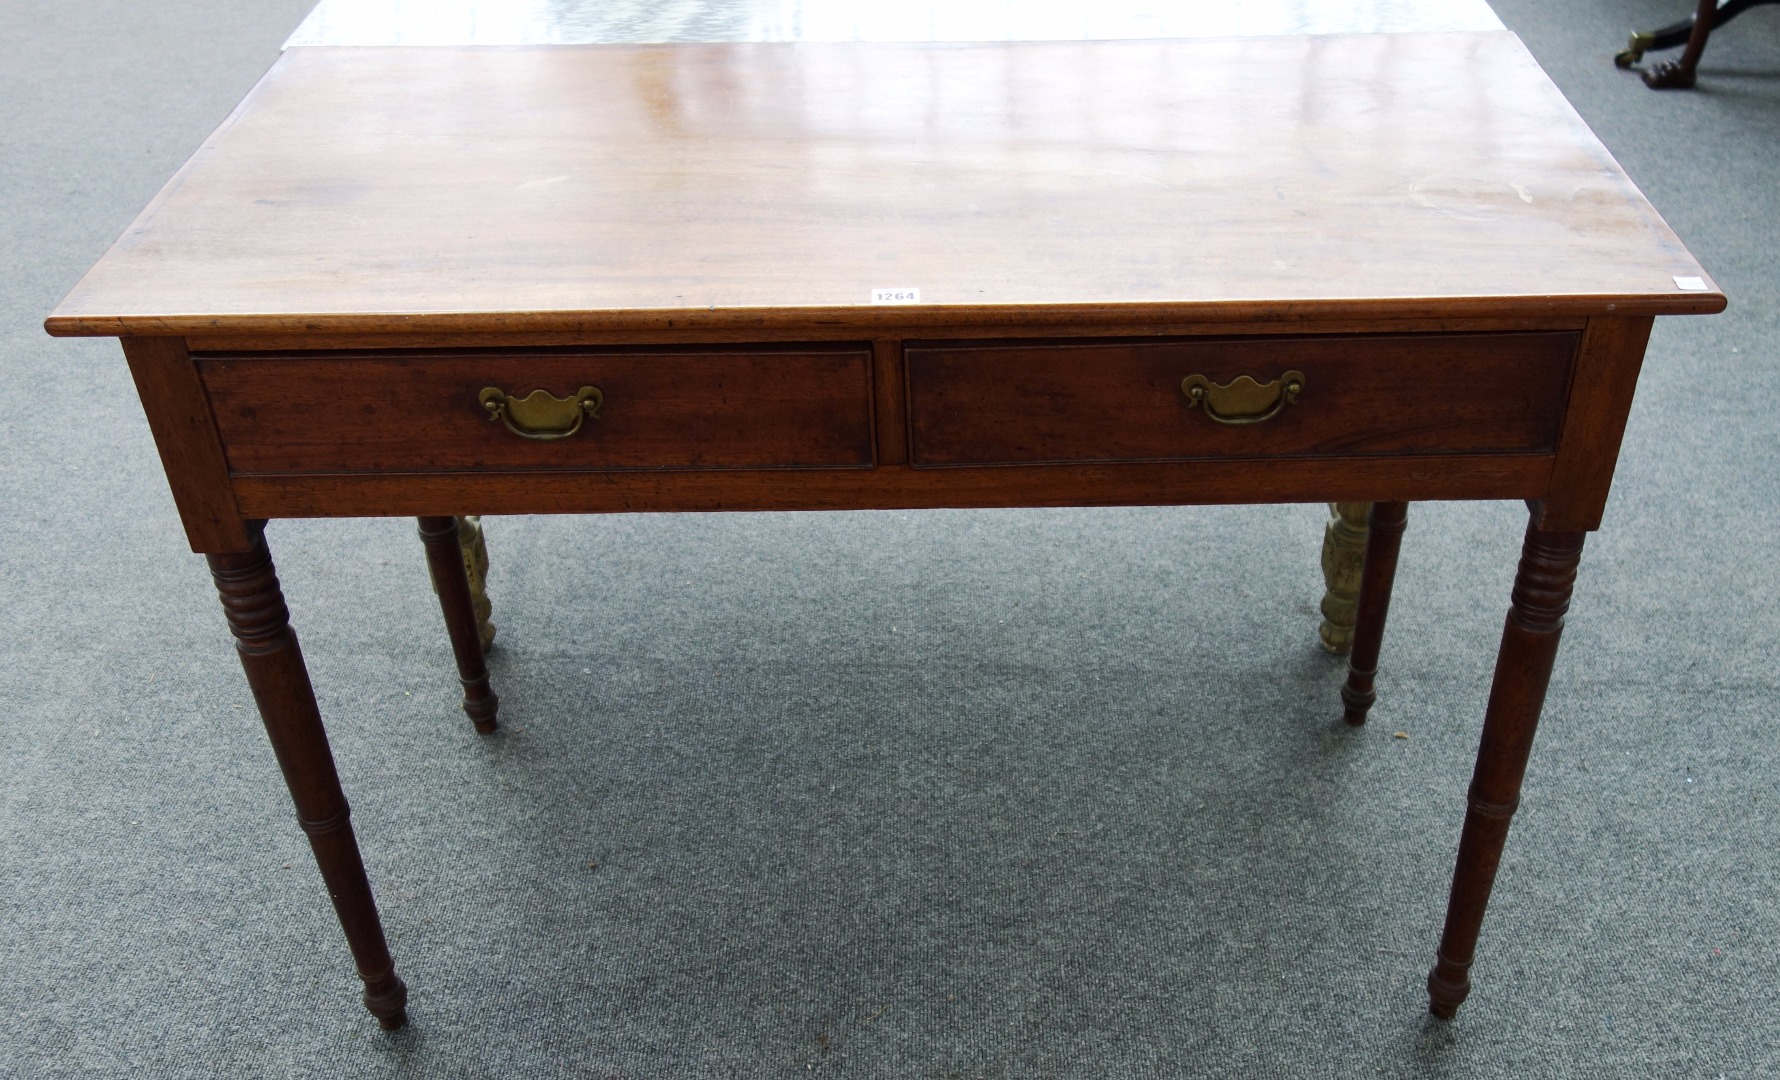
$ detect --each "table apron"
[226,455,1554,519]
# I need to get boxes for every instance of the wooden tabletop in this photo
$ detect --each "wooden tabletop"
[47,32,1723,338]
[284,0,1504,47]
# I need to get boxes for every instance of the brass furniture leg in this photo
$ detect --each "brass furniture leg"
[1340,501,1409,726]
[208,523,408,1030]
[1427,518,1585,1018]
[418,516,501,733]
[1318,502,1372,653]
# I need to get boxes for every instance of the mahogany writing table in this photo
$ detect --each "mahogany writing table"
[46,32,1723,1030]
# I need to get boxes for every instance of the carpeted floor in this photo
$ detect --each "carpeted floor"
[2,1,1777,1076]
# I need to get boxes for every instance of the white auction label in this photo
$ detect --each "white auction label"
[871,287,921,304]
[1673,275,1707,291]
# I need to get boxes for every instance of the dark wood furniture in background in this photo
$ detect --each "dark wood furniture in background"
[48,33,1722,1031]
[1616,0,1780,87]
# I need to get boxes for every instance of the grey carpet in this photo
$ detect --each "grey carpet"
[3,1,1778,1076]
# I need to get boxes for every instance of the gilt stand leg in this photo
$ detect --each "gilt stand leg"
[1318,502,1372,654]
[418,516,500,733]
[457,515,496,652]
[208,524,408,1029]
[1340,501,1408,726]
[1427,520,1585,1019]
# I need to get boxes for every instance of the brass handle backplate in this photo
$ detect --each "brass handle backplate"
[1180,370,1305,426]
[479,385,602,440]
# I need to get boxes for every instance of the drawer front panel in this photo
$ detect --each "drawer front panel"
[199,346,876,473]
[905,332,1578,466]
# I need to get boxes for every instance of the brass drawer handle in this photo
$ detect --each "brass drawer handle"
[1180,370,1305,426]
[479,385,602,440]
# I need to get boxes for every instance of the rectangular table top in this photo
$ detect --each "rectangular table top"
[47,32,1722,339]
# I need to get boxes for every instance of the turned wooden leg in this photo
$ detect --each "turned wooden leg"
[457,515,496,652]
[208,523,408,1030]
[1340,501,1408,726]
[1617,0,1779,69]
[418,516,500,734]
[1427,519,1585,1019]
[1643,0,1717,88]
[1318,502,1371,654]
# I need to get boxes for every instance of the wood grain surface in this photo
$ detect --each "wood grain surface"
[47,33,1723,337]
[905,332,1577,465]
[197,346,875,472]
[223,454,1555,520]
[119,337,251,550]
[1535,315,1656,530]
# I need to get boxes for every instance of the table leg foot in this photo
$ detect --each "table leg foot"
[1317,502,1370,654]
[1642,58,1699,88]
[419,516,500,733]
[208,523,409,1029]
[366,970,410,1030]
[1427,952,1471,1018]
[1339,501,1407,726]
[1425,518,1584,1019]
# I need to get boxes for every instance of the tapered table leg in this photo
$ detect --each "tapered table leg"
[418,516,500,733]
[1340,501,1408,726]
[208,523,408,1029]
[1427,519,1585,1019]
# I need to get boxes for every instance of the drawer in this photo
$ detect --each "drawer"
[197,345,876,474]
[904,332,1578,466]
